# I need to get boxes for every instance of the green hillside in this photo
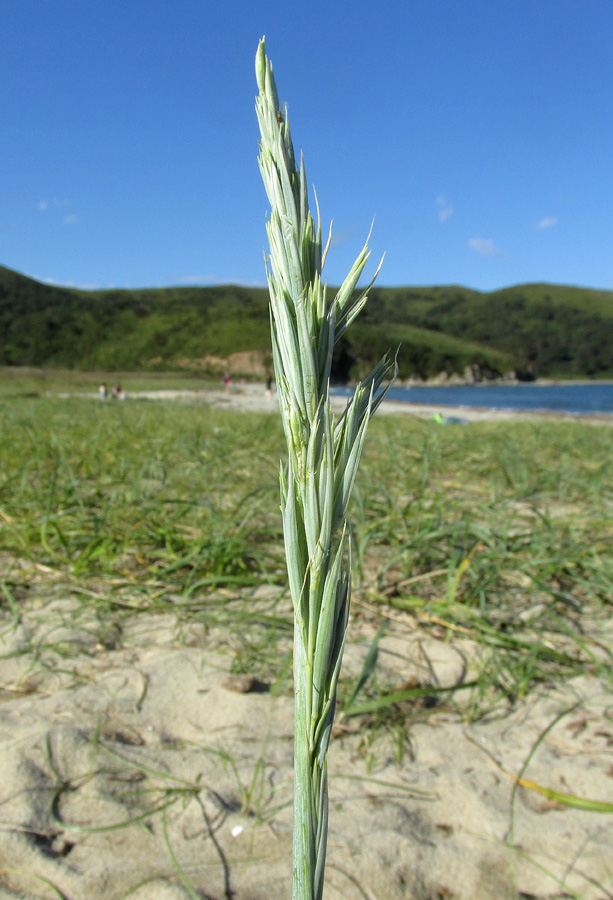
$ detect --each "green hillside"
[362,283,613,378]
[1,265,611,380]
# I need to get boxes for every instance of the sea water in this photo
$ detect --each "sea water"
[332,383,613,415]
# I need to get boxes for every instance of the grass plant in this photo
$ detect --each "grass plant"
[255,39,394,899]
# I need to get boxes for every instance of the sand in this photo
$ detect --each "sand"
[0,566,611,900]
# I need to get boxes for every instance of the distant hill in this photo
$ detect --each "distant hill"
[360,283,613,380]
[1,265,611,381]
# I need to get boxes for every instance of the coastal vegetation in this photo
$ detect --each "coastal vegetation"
[1,264,611,381]
[0,386,611,897]
[1,390,610,726]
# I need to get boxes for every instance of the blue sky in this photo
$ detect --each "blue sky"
[1,0,612,293]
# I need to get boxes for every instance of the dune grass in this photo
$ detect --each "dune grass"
[0,391,610,722]
[255,36,397,900]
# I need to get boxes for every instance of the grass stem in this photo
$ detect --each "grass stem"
[255,37,393,899]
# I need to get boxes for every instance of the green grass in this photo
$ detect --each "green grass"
[0,387,611,730]
[0,366,224,397]
[347,416,612,725]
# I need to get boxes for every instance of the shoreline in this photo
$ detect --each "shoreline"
[113,383,613,425]
[398,378,613,387]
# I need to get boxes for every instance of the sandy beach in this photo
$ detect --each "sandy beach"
[1,386,611,899]
[116,381,613,426]
[0,570,611,900]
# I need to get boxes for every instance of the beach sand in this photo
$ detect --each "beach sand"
[0,566,611,900]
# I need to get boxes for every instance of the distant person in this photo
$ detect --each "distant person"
[266,375,273,399]
[99,383,107,400]
[111,382,124,400]
[223,372,232,392]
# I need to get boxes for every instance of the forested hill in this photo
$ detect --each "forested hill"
[1,265,611,380]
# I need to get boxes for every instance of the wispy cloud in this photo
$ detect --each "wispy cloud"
[436,194,453,223]
[330,228,354,248]
[62,214,79,225]
[468,237,504,257]
[38,276,101,290]
[175,275,208,285]
[173,274,267,288]
[535,216,558,230]
[37,197,70,211]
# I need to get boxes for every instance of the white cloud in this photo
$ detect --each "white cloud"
[37,197,70,211]
[62,214,79,225]
[39,276,101,289]
[436,194,453,223]
[468,237,504,257]
[330,228,354,248]
[175,275,208,285]
[535,216,558,230]
[171,274,267,288]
